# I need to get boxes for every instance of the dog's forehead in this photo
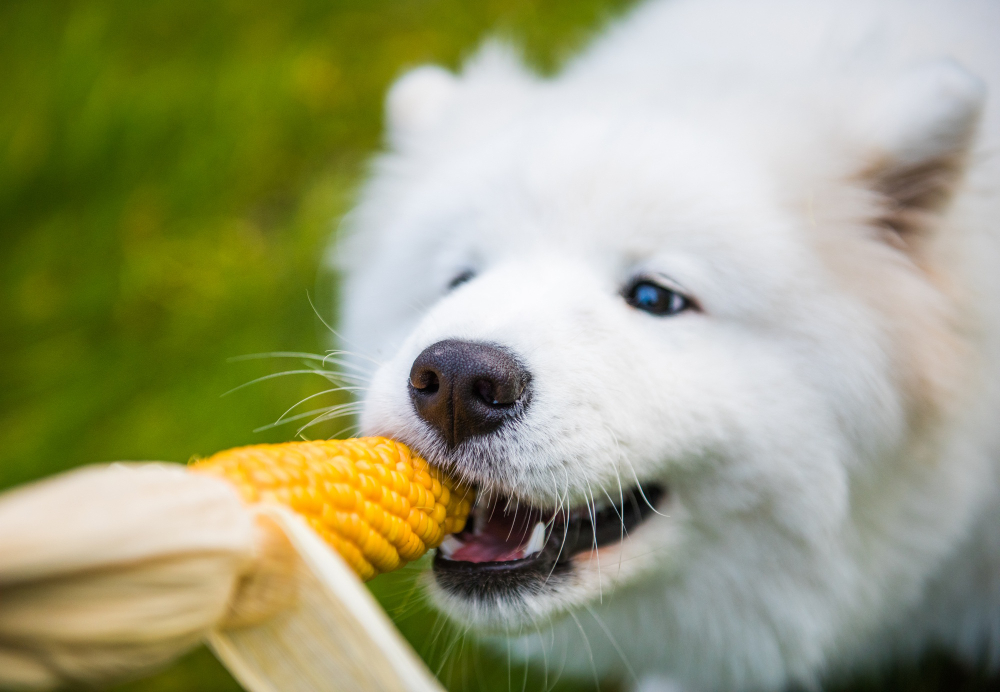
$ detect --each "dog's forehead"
[388,103,806,283]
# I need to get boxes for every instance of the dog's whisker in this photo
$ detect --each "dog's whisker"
[318,348,383,370]
[269,388,361,425]
[600,429,631,581]
[286,401,365,424]
[330,422,364,440]
[542,469,574,586]
[620,454,669,518]
[227,351,333,363]
[252,404,361,432]
[584,602,639,687]
[567,610,601,692]
[221,369,354,397]
[503,496,521,544]
[305,292,385,367]
[303,368,369,386]
[582,478,605,602]
[433,620,465,678]
[598,482,630,580]
[294,404,366,436]
[537,622,551,692]
[519,635,530,692]
[506,635,513,692]
[424,611,450,667]
[548,612,572,692]
[226,351,374,384]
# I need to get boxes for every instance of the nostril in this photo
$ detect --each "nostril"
[473,378,520,406]
[411,369,440,394]
[474,379,498,406]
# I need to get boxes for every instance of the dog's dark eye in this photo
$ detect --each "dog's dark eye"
[624,279,691,316]
[447,270,476,291]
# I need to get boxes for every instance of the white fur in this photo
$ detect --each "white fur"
[332,0,1000,689]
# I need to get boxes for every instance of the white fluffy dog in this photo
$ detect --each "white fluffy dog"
[332,0,1000,689]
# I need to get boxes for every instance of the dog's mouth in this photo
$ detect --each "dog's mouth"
[432,483,666,591]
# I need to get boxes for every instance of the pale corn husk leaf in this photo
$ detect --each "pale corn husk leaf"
[0,463,258,689]
[209,504,445,692]
[0,650,58,690]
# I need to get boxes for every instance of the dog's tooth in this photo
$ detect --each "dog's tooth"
[523,522,547,556]
[438,535,463,559]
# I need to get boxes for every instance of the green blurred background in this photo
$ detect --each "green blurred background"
[1,1,997,690]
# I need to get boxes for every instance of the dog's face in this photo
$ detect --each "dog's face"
[335,47,982,673]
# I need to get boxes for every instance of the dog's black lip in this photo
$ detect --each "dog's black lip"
[433,484,666,586]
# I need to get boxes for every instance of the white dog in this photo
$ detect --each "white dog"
[332,0,1000,689]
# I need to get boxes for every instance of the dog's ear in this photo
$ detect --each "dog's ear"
[859,59,986,242]
[385,65,459,146]
[385,43,531,150]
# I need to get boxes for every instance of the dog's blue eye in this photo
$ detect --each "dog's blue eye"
[625,280,691,316]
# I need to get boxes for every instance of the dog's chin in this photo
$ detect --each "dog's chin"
[425,482,668,632]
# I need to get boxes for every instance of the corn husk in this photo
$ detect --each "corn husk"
[0,463,257,689]
[210,504,444,692]
[0,462,444,692]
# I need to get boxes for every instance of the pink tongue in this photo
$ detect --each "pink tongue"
[450,533,526,563]
[449,507,538,563]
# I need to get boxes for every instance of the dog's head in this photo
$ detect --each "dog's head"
[333,41,985,673]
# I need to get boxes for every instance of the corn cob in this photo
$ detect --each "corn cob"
[191,437,472,581]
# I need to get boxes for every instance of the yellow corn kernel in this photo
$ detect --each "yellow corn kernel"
[191,438,472,581]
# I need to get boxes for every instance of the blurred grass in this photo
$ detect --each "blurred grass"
[1,1,995,690]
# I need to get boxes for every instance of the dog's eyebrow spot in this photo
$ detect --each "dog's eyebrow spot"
[447,269,477,290]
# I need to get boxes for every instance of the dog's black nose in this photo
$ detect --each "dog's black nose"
[409,340,530,447]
